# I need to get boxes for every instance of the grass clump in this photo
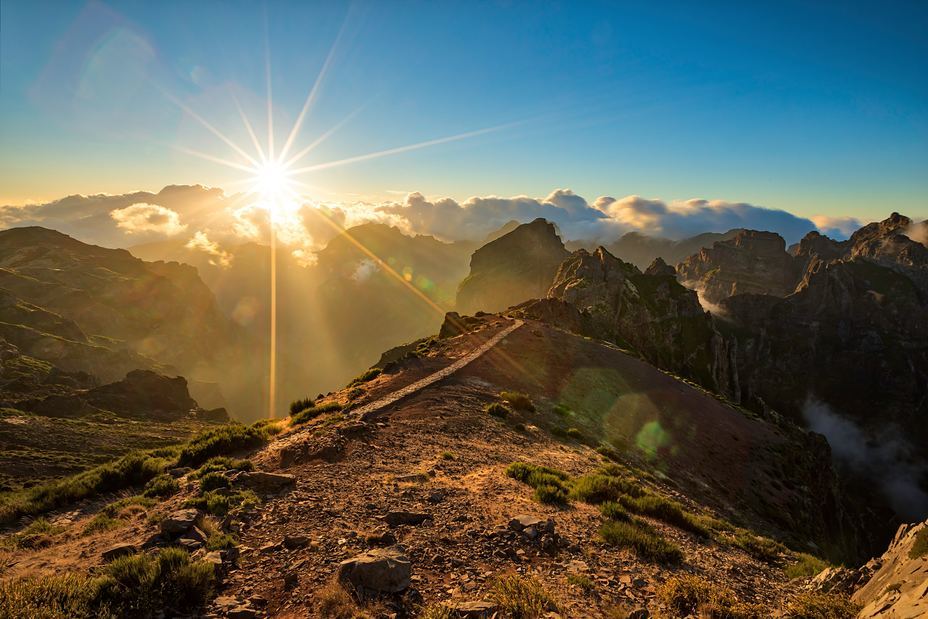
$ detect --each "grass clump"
[570,473,643,505]
[349,368,381,386]
[440,451,456,461]
[2,517,63,549]
[0,450,171,525]
[599,519,683,564]
[485,402,512,418]
[782,592,861,618]
[909,527,928,559]
[198,471,231,492]
[142,474,179,499]
[101,496,154,518]
[291,402,343,425]
[183,489,258,517]
[657,574,763,618]
[499,391,535,412]
[0,548,215,618]
[599,501,631,522]
[785,552,830,579]
[289,397,315,416]
[565,427,584,440]
[505,462,570,506]
[177,423,268,468]
[192,456,254,478]
[618,493,710,537]
[492,573,558,618]
[566,573,594,591]
[553,404,571,417]
[83,513,124,535]
[732,530,787,563]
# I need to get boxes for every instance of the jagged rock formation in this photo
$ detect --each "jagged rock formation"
[541,247,717,386]
[676,230,803,304]
[456,218,569,315]
[852,519,928,617]
[574,229,744,270]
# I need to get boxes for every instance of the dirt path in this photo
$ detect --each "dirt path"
[351,318,523,422]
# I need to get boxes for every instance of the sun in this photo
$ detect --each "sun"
[249,159,298,215]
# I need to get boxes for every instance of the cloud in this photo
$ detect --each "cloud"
[803,399,928,519]
[110,203,186,235]
[2,184,875,256]
[811,215,863,239]
[185,231,231,266]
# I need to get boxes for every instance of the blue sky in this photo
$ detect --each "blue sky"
[1,0,926,223]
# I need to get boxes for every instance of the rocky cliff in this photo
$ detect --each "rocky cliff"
[456,218,569,315]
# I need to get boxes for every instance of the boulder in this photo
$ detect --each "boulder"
[238,471,296,494]
[453,601,499,618]
[337,547,412,593]
[161,508,199,535]
[383,511,432,528]
[283,534,310,549]
[508,515,554,534]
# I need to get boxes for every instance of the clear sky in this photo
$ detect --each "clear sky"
[1,0,926,222]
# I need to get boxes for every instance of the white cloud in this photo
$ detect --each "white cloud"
[185,231,232,266]
[110,203,186,235]
[811,215,863,239]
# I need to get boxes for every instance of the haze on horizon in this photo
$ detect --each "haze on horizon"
[1,0,926,251]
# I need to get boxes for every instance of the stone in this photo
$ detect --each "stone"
[283,534,310,549]
[161,508,199,535]
[227,607,256,619]
[283,572,299,590]
[366,531,397,546]
[453,601,499,618]
[383,511,432,527]
[238,471,296,493]
[337,547,412,593]
[508,515,554,534]
[203,551,224,567]
[102,543,137,562]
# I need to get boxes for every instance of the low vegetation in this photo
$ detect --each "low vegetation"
[782,592,861,618]
[570,472,643,504]
[291,402,343,425]
[731,530,787,563]
[349,367,381,386]
[657,574,763,618]
[1,517,62,549]
[499,391,535,412]
[0,548,215,618]
[505,462,571,505]
[492,573,559,617]
[486,402,512,418]
[142,474,179,498]
[909,527,928,559]
[176,423,269,468]
[618,493,711,537]
[784,552,830,579]
[289,397,315,416]
[599,519,683,564]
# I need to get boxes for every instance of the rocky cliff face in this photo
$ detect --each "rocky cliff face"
[544,247,718,386]
[676,230,803,305]
[456,218,569,315]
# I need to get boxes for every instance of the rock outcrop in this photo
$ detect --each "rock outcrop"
[456,218,569,315]
[852,520,928,617]
[676,230,803,304]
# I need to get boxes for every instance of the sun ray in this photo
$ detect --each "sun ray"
[162,91,260,167]
[231,91,267,162]
[172,145,257,174]
[264,9,275,160]
[278,18,348,162]
[283,104,365,168]
[288,123,512,175]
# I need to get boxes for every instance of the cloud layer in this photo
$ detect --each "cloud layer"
[1,184,891,267]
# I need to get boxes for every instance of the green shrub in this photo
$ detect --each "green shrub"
[0,548,215,618]
[347,387,364,400]
[565,427,583,440]
[440,451,456,461]
[492,573,558,617]
[656,575,763,617]
[618,494,710,537]
[599,501,630,521]
[499,391,535,412]
[291,402,343,425]
[289,397,315,416]
[177,424,268,468]
[909,528,928,559]
[782,592,861,618]
[183,489,258,517]
[101,496,154,518]
[598,519,683,564]
[732,530,786,563]
[349,368,381,386]
[570,474,643,505]
[596,444,622,461]
[533,484,569,505]
[205,532,237,551]
[198,472,230,492]
[505,462,569,483]
[192,457,253,478]
[785,553,830,579]
[83,514,124,535]
[0,450,170,525]
[486,402,511,418]
[566,573,593,590]
[143,474,179,499]
[553,404,571,417]
[2,518,63,549]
